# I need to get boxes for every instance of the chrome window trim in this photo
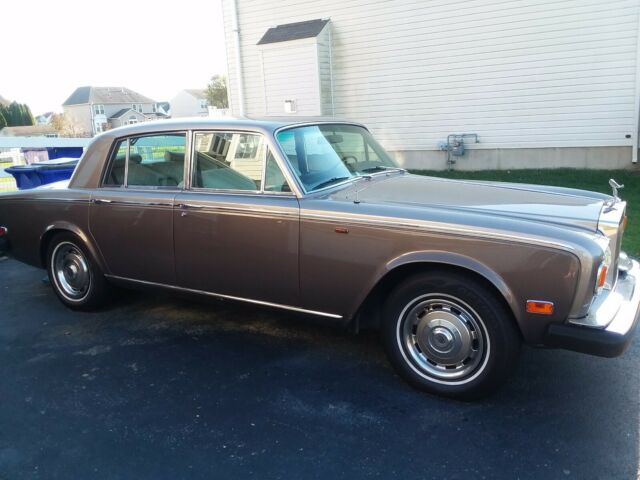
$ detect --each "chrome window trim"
[100,130,188,190]
[183,130,193,191]
[189,129,297,197]
[188,186,296,198]
[104,274,342,319]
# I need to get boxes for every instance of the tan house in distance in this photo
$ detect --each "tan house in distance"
[62,86,165,136]
[170,89,209,118]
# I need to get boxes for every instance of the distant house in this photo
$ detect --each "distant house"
[0,125,58,137]
[62,86,158,136]
[35,112,55,125]
[155,101,171,116]
[170,89,208,117]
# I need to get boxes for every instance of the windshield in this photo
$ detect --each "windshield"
[275,124,399,192]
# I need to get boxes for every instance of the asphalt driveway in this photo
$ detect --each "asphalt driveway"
[0,257,638,479]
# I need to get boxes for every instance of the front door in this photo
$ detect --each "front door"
[89,132,187,284]
[173,130,299,306]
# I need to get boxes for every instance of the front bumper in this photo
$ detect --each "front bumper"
[544,258,640,357]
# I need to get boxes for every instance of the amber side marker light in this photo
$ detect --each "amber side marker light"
[596,264,609,290]
[526,300,554,315]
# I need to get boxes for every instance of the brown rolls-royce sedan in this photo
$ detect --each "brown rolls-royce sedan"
[0,118,638,399]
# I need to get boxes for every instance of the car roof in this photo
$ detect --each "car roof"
[98,116,366,138]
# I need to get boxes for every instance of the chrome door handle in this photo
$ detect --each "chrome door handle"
[92,198,113,204]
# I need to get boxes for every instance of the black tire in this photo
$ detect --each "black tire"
[382,270,521,400]
[46,232,110,310]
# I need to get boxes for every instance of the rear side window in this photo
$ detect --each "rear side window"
[102,133,186,188]
[103,140,127,186]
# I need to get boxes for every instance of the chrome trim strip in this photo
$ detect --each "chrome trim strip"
[104,275,343,319]
[19,197,92,203]
[300,210,576,252]
[175,203,298,218]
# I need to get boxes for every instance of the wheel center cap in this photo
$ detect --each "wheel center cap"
[66,264,78,278]
[430,326,454,352]
[415,312,474,366]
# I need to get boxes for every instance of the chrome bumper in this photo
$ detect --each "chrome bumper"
[544,258,640,357]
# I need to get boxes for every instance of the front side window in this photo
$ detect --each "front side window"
[275,124,397,192]
[193,131,275,191]
[102,133,186,188]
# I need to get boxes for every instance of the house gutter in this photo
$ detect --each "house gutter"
[230,0,245,117]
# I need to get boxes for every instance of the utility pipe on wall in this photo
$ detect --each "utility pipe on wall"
[230,0,245,117]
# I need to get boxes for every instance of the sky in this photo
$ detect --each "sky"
[1,0,228,114]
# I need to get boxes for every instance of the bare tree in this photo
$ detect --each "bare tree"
[205,75,229,109]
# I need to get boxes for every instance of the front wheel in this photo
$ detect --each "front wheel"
[46,232,110,310]
[382,271,521,400]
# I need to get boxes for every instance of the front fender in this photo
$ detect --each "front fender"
[348,250,522,325]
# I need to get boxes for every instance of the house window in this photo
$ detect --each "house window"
[152,104,157,113]
[199,99,208,109]
[94,104,105,115]
[95,123,104,133]
[128,115,138,125]
[132,104,143,113]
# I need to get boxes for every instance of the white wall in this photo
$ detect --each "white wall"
[260,39,322,115]
[223,0,639,159]
[171,91,208,118]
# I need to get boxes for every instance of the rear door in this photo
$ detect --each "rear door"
[173,130,300,306]
[89,132,186,284]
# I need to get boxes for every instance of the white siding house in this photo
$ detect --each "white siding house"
[171,90,210,118]
[222,0,640,169]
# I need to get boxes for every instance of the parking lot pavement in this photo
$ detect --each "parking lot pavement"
[0,257,638,480]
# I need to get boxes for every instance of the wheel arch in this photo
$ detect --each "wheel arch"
[40,222,105,271]
[351,251,523,334]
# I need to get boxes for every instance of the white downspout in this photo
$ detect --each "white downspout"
[633,10,640,163]
[230,0,245,117]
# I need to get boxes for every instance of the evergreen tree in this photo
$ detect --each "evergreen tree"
[2,102,35,126]
[0,110,6,129]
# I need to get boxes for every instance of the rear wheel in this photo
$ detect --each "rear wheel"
[46,232,110,310]
[382,271,520,400]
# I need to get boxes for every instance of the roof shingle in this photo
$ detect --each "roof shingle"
[63,86,156,106]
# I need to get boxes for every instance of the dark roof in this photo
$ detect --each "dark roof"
[257,19,329,45]
[109,108,131,119]
[63,86,156,106]
[109,108,145,119]
[109,108,145,118]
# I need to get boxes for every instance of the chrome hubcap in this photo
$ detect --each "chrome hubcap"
[399,295,488,382]
[52,242,90,300]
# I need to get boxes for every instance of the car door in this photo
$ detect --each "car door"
[89,132,187,285]
[173,130,299,306]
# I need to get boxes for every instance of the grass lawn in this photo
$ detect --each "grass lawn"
[411,169,639,257]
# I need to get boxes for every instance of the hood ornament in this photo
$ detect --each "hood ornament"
[609,178,624,200]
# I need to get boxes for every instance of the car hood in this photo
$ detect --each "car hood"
[331,174,610,232]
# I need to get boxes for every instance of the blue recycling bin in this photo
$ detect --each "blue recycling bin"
[4,158,79,190]
[4,165,42,189]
